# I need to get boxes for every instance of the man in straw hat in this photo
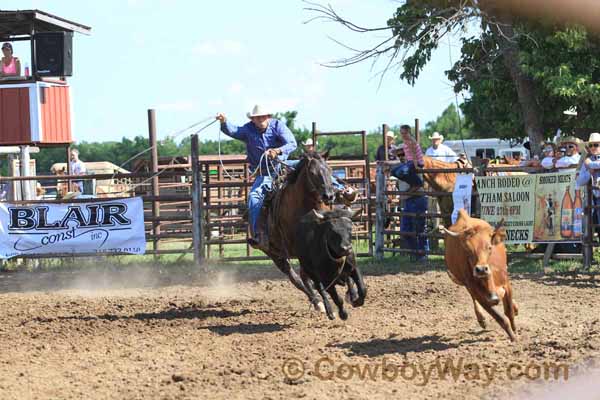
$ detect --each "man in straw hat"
[577,132,600,234]
[217,105,297,248]
[425,131,457,163]
[555,136,582,169]
[376,130,398,161]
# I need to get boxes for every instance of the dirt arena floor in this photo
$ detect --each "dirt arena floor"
[1,262,599,400]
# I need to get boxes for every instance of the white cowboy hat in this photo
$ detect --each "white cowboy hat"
[386,131,395,138]
[587,132,600,143]
[428,131,444,140]
[304,138,314,146]
[246,104,272,118]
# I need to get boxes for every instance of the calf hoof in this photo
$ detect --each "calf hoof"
[351,297,365,308]
[327,312,336,320]
[339,309,349,320]
[312,300,326,313]
[477,319,487,329]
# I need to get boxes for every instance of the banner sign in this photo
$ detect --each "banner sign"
[452,174,473,225]
[533,172,583,242]
[0,197,146,259]
[474,172,582,244]
[475,175,536,243]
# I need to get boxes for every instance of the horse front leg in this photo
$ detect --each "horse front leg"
[274,257,322,311]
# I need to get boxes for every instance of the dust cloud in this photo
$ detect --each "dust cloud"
[514,359,600,400]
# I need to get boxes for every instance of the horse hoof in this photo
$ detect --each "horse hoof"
[327,312,336,320]
[478,319,487,329]
[339,310,349,320]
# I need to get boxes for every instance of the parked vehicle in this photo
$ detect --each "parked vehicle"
[443,138,529,161]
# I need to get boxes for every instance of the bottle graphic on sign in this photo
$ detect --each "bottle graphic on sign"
[572,189,583,239]
[560,187,573,238]
[546,194,555,235]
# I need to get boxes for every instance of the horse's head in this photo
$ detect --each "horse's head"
[288,150,335,203]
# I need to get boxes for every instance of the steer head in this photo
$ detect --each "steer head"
[312,209,361,259]
[440,220,507,305]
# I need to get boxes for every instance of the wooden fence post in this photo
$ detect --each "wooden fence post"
[382,124,389,162]
[148,109,160,259]
[375,164,386,260]
[191,134,205,269]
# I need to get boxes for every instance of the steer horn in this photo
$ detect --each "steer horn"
[310,209,325,220]
[438,225,460,237]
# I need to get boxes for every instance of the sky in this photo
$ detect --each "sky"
[2,0,462,144]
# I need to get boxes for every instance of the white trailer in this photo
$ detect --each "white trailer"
[443,138,529,161]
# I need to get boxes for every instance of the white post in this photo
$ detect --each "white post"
[375,164,386,260]
[20,145,33,200]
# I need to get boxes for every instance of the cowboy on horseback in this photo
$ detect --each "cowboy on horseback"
[216,105,296,249]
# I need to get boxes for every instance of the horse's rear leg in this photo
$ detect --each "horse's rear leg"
[274,258,322,311]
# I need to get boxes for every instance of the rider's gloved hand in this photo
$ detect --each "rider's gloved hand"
[265,148,280,159]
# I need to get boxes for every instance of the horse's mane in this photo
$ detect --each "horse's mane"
[286,151,324,184]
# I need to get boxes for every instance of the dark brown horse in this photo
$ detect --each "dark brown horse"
[259,151,366,311]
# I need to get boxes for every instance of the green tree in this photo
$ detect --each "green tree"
[420,103,472,148]
[307,1,600,153]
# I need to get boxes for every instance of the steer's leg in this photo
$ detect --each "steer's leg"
[299,268,325,313]
[327,285,348,320]
[274,257,321,311]
[315,281,335,320]
[478,297,517,342]
[470,293,487,329]
[344,275,359,305]
[503,285,517,333]
[349,267,367,307]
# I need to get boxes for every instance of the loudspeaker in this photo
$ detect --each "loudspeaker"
[35,32,73,77]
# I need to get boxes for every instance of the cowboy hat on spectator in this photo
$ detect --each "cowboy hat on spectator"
[429,132,444,141]
[559,136,584,152]
[587,132,600,144]
[246,104,272,118]
[386,131,395,138]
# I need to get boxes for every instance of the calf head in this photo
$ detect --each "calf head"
[441,221,507,305]
[312,209,361,260]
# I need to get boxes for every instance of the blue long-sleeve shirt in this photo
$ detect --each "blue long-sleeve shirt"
[576,156,600,197]
[220,119,297,173]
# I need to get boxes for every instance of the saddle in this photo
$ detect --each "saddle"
[252,173,288,253]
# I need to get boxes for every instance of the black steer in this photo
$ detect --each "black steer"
[295,208,367,320]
